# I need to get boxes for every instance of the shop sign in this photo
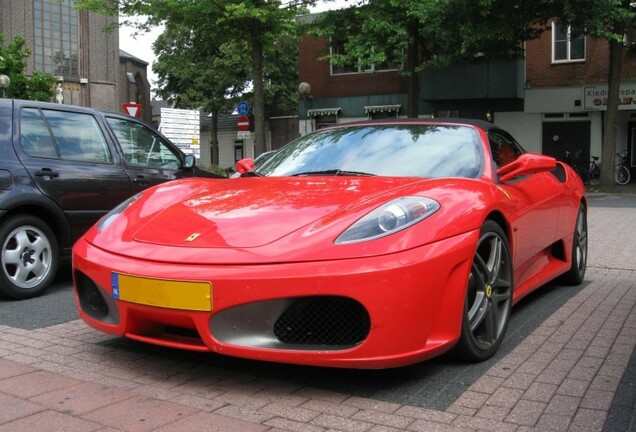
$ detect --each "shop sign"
[584,84,636,111]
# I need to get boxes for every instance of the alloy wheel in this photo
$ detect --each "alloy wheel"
[2,224,53,289]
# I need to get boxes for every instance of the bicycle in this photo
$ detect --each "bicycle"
[615,149,631,185]
[565,150,600,186]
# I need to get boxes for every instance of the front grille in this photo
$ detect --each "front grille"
[274,296,370,347]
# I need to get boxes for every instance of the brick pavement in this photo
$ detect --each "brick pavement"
[0,193,634,432]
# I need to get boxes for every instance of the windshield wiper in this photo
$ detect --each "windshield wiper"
[291,169,375,177]
[240,170,264,177]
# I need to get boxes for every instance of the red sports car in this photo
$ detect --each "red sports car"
[72,120,587,368]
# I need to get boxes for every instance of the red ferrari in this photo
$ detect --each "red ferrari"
[72,120,587,368]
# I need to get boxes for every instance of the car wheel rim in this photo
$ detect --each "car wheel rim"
[1,225,53,289]
[574,210,587,273]
[466,232,512,351]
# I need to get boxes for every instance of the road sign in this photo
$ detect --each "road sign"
[237,101,251,116]
[160,107,201,158]
[122,103,142,118]
[238,115,250,131]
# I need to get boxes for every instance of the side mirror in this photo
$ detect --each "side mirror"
[496,153,556,183]
[235,158,255,174]
[183,154,196,169]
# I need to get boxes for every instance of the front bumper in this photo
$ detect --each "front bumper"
[72,230,477,369]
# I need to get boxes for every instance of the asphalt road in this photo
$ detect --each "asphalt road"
[0,194,632,411]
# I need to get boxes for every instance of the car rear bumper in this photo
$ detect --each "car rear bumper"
[72,231,477,369]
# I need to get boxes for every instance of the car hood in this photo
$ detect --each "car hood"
[89,176,489,264]
[132,177,423,248]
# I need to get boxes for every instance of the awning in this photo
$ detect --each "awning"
[364,104,401,114]
[307,107,341,117]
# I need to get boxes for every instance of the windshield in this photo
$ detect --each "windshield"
[255,124,483,178]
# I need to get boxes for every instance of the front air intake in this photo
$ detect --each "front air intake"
[274,296,370,347]
[74,271,119,324]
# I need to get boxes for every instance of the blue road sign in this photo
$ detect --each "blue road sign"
[237,101,251,116]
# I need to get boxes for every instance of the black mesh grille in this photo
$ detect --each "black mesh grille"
[274,296,370,347]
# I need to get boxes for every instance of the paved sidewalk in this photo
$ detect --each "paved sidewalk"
[0,194,634,432]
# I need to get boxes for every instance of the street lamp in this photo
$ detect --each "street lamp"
[298,81,312,135]
[0,75,10,99]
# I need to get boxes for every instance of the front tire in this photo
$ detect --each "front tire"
[455,221,513,362]
[0,215,59,299]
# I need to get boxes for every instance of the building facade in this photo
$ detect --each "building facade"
[523,24,636,177]
[297,15,636,179]
[119,49,152,124]
[1,0,151,123]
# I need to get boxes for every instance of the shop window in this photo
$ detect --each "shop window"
[234,141,244,162]
[307,108,341,130]
[365,105,401,120]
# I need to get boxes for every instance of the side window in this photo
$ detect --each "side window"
[106,118,182,170]
[42,110,112,163]
[19,108,58,158]
[489,131,524,168]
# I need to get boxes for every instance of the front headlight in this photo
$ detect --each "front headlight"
[335,196,440,244]
[96,193,142,232]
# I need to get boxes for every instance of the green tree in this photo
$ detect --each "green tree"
[152,16,300,165]
[0,34,56,101]
[153,23,251,165]
[76,0,318,156]
[263,21,302,116]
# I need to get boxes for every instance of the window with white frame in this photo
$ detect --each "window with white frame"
[552,22,585,63]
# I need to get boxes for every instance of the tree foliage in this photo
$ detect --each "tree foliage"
[315,0,552,70]
[152,22,250,166]
[312,0,558,116]
[0,34,56,101]
[153,24,250,112]
[76,0,319,155]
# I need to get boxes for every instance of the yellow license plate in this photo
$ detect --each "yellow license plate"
[112,273,212,311]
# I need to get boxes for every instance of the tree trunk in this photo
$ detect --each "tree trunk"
[251,23,267,157]
[406,22,419,118]
[599,21,625,190]
[210,110,219,166]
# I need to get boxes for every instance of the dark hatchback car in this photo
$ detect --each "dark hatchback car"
[0,99,222,299]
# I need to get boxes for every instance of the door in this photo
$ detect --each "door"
[490,130,563,291]
[17,107,133,241]
[104,116,189,193]
[542,121,591,166]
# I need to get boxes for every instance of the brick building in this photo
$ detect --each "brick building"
[523,25,636,172]
[298,15,636,177]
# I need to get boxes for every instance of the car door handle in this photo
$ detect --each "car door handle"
[132,176,149,186]
[34,168,60,178]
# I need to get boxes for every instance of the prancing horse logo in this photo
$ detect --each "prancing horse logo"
[186,233,201,242]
